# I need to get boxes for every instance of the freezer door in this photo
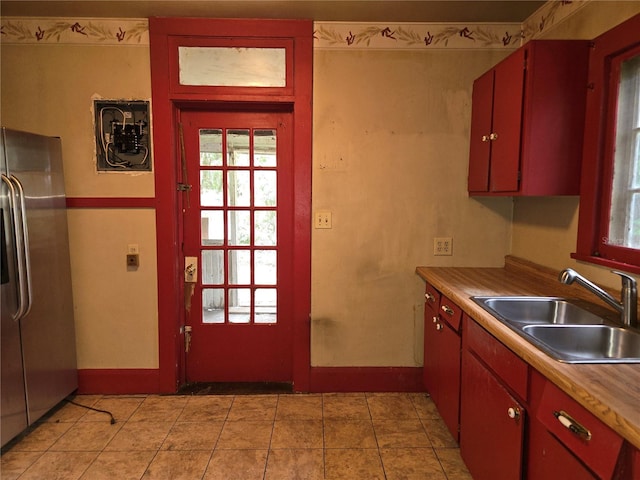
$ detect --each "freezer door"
[1,134,28,447]
[2,128,78,426]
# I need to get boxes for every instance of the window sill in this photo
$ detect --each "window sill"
[570,252,640,275]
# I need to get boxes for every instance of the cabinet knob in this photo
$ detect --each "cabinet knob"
[489,132,498,140]
[432,316,438,323]
[441,305,455,316]
[481,134,490,142]
[507,407,521,420]
[425,292,435,302]
[435,323,443,331]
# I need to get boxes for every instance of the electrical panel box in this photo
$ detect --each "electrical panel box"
[94,100,152,171]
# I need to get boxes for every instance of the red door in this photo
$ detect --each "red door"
[180,109,294,382]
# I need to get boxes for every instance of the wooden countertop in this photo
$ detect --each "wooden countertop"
[416,256,640,449]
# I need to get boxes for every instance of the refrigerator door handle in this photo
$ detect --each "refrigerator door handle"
[11,175,32,318]
[1,174,32,320]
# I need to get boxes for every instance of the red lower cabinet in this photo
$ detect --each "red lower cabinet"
[460,348,526,479]
[528,418,598,479]
[423,287,462,441]
[436,320,461,441]
[420,283,638,480]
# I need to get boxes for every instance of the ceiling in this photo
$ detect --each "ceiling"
[0,1,546,22]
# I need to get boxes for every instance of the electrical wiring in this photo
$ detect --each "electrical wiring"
[65,398,117,424]
[95,102,151,170]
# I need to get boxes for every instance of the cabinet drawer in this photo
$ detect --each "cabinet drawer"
[424,284,441,312]
[537,380,623,479]
[439,294,462,332]
[465,317,528,400]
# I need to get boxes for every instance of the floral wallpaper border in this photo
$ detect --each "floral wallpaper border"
[0,1,589,49]
[0,18,148,45]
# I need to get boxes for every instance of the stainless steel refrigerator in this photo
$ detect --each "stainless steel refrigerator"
[1,128,77,448]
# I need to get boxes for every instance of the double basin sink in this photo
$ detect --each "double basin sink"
[472,296,640,363]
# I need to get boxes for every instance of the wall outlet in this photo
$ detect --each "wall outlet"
[434,237,453,256]
[126,254,140,267]
[315,211,332,229]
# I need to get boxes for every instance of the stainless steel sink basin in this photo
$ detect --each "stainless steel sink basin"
[477,296,605,325]
[472,296,640,363]
[522,325,640,363]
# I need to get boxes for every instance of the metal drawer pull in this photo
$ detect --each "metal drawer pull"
[554,410,592,441]
[425,292,435,302]
[507,407,521,420]
[441,305,455,316]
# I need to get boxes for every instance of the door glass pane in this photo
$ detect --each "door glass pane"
[228,288,251,323]
[227,130,250,166]
[199,129,223,166]
[195,121,281,328]
[202,250,224,285]
[254,211,276,246]
[203,288,224,324]
[227,170,250,206]
[254,130,277,166]
[202,211,223,245]
[228,250,250,285]
[255,288,277,324]
[228,210,250,246]
[201,171,223,206]
[254,171,276,206]
[255,250,277,285]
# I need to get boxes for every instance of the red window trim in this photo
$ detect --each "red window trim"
[149,17,313,393]
[574,14,640,274]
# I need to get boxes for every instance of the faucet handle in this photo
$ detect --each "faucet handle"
[612,270,637,288]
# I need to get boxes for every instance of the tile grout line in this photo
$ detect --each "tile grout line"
[321,393,326,480]
[261,393,280,480]
[199,393,234,480]
[365,392,389,480]
[411,393,450,479]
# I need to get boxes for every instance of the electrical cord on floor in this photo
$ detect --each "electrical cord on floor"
[66,399,116,424]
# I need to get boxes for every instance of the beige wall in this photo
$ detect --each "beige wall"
[511,1,640,289]
[1,43,158,369]
[311,49,512,365]
[3,1,637,372]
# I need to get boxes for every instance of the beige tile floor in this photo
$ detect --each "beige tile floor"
[1,392,472,480]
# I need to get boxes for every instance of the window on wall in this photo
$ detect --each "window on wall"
[574,14,640,273]
[607,52,640,251]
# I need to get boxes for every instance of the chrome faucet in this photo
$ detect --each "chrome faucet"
[559,268,638,328]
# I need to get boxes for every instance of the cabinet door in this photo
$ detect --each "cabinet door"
[460,349,525,480]
[491,47,526,192]
[423,285,441,395]
[438,321,461,442]
[468,69,494,193]
[528,418,597,480]
[423,307,440,396]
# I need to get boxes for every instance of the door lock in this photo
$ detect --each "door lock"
[184,325,192,353]
[185,257,197,283]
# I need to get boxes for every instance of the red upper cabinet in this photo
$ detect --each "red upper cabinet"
[468,40,590,196]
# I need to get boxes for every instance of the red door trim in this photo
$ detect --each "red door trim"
[149,18,312,393]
